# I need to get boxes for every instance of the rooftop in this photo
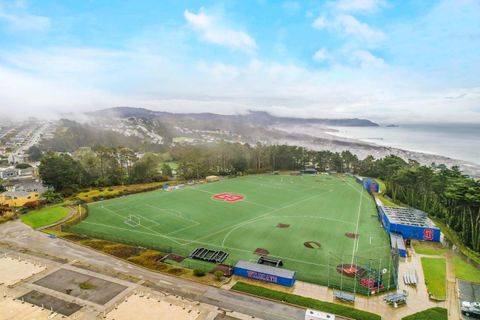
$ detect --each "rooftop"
[235,260,296,278]
[1,191,35,197]
[382,206,439,229]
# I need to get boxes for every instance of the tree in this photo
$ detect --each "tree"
[28,145,42,162]
[42,190,64,204]
[39,152,85,194]
[15,163,31,169]
[161,163,173,177]
[130,153,162,183]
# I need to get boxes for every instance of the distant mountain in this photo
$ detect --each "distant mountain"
[88,107,379,127]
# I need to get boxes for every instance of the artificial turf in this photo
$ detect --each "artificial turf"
[69,174,392,292]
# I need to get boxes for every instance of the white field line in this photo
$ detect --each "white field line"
[238,179,309,193]
[79,221,329,268]
[221,214,356,247]
[346,179,365,265]
[180,190,333,247]
[144,204,200,224]
[164,222,200,236]
[102,206,184,245]
[219,190,334,247]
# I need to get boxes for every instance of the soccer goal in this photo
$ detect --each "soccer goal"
[124,215,141,227]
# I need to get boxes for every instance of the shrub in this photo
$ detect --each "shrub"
[193,269,206,277]
[79,282,96,290]
[214,270,224,281]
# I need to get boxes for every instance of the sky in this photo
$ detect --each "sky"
[0,0,479,123]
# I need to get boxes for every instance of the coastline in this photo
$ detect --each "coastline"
[270,124,480,178]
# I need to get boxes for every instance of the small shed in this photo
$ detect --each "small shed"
[233,260,296,287]
[363,178,379,193]
[206,175,220,182]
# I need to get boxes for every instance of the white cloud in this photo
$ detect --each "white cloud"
[351,49,385,67]
[282,1,300,14]
[184,9,257,53]
[313,48,330,62]
[334,0,386,13]
[336,14,386,43]
[0,2,50,32]
[312,15,327,29]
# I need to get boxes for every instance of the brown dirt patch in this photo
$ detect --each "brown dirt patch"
[336,264,367,278]
[165,254,185,262]
[212,264,233,277]
[345,232,360,239]
[103,244,142,259]
[304,241,321,249]
[254,248,270,256]
[80,239,111,250]
[62,234,89,242]
[276,223,290,228]
[167,268,185,275]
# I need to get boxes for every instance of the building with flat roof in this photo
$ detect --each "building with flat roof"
[234,260,296,287]
[379,206,441,242]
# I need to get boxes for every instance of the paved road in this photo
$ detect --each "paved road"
[0,221,305,320]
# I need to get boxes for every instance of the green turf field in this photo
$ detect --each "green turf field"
[69,174,394,293]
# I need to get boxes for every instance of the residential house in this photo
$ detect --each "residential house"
[0,191,40,207]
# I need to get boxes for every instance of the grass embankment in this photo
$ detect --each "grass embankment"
[412,241,448,256]
[231,282,380,320]
[373,178,402,207]
[75,182,167,202]
[402,307,447,320]
[431,218,480,265]
[21,206,70,229]
[454,255,480,283]
[420,257,446,300]
[48,232,224,286]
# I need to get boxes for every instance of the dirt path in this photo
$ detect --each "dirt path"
[446,252,460,320]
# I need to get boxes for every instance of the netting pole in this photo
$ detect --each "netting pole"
[377,257,382,293]
[353,256,357,294]
[327,253,330,288]
[340,254,343,291]
[387,252,392,289]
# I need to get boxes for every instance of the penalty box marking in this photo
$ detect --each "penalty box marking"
[101,206,184,245]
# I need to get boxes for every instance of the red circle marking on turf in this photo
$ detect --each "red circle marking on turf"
[212,193,245,203]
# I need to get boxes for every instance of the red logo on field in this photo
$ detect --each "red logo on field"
[423,229,433,241]
[212,193,245,203]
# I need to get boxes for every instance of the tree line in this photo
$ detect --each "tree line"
[38,142,479,253]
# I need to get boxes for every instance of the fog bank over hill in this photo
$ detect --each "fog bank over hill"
[75,107,479,177]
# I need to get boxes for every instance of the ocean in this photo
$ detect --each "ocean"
[327,123,480,165]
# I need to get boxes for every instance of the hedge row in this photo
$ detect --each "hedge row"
[231,282,380,320]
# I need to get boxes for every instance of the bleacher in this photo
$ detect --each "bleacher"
[189,248,229,264]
